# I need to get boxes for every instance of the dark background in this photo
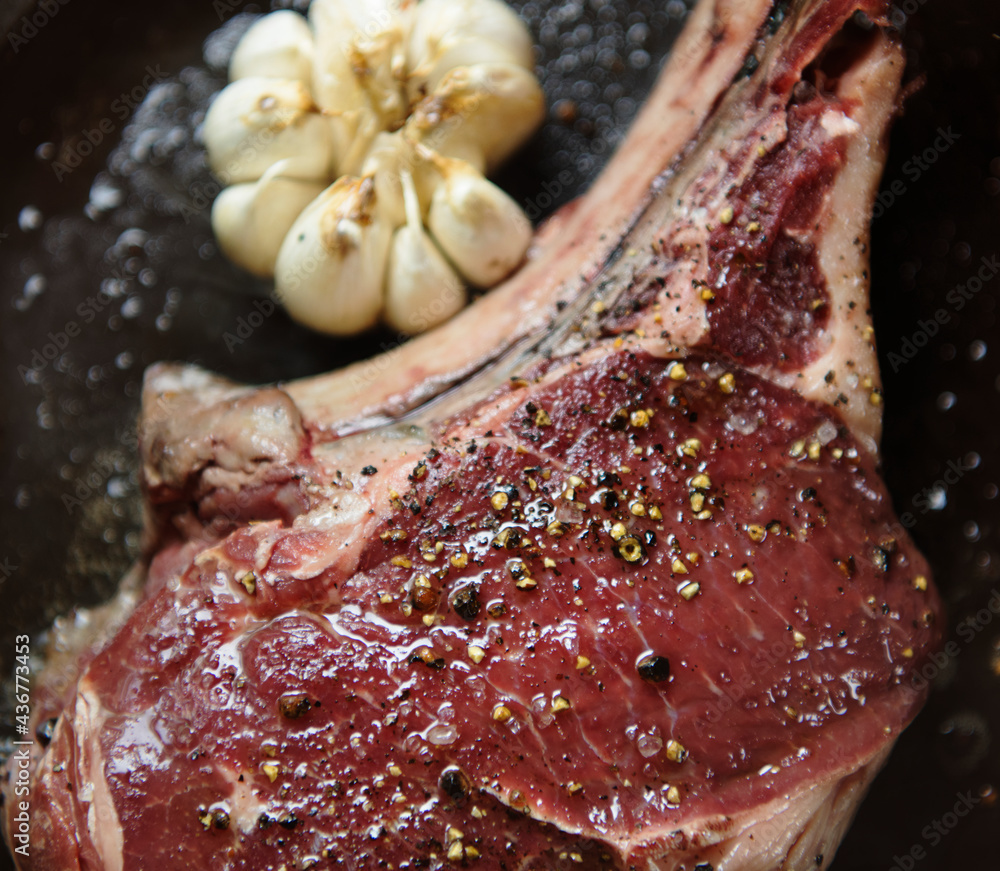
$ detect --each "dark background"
[0,0,997,868]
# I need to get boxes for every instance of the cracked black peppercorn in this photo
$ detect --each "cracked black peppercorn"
[452,584,481,620]
[439,766,472,805]
[278,693,313,719]
[637,654,671,682]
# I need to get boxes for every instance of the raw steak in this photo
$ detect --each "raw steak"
[3,0,943,869]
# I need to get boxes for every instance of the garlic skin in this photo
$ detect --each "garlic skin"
[384,172,466,333]
[229,11,315,86]
[275,177,392,335]
[202,77,332,183]
[407,0,534,98]
[211,163,326,278]
[428,157,532,288]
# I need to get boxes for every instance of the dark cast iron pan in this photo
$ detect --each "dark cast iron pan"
[1,1,998,868]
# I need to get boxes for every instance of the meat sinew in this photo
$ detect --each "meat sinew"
[4,0,943,869]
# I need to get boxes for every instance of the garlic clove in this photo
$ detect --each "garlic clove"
[408,37,531,101]
[406,62,544,174]
[359,131,413,228]
[384,224,466,334]
[229,10,315,86]
[274,176,391,335]
[407,0,534,99]
[203,77,333,183]
[384,170,466,333]
[211,162,327,278]
[427,156,532,288]
[309,0,410,128]
[331,105,397,179]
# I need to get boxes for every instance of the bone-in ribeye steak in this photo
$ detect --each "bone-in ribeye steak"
[4,0,943,869]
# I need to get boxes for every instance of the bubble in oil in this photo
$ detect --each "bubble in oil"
[637,733,662,758]
[425,723,458,746]
[937,391,957,411]
[937,711,991,776]
[18,206,43,232]
[121,296,143,319]
[13,273,47,311]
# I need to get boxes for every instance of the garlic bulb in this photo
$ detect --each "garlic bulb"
[211,162,326,278]
[202,77,333,183]
[428,156,532,288]
[203,0,544,337]
[384,171,466,333]
[229,11,315,85]
[275,177,392,336]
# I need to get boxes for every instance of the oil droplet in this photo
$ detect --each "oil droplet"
[18,206,42,232]
[426,723,459,746]
[637,734,662,758]
[87,181,123,215]
[121,296,143,319]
